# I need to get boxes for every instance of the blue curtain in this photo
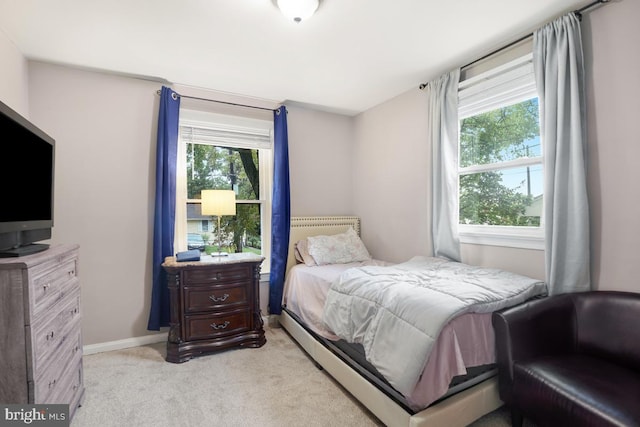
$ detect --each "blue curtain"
[534,13,591,295]
[147,86,180,330]
[268,106,290,315]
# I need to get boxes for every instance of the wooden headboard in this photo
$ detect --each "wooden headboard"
[286,216,361,275]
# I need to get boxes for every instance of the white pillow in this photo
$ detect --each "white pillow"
[294,239,317,266]
[306,227,371,266]
[294,244,304,263]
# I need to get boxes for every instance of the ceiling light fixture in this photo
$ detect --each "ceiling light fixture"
[277,0,320,23]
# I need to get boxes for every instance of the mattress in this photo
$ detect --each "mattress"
[282,261,498,411]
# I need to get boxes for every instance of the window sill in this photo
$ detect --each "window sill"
[459,226,544,250]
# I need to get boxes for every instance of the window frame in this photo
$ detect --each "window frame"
[176,109,273,272]
[457,54,544,250]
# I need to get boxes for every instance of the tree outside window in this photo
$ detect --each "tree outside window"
[187,143,262,254]
[459,98,542,227]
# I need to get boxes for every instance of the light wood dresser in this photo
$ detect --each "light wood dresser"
[162,252,265,363]
[0,244,84,419]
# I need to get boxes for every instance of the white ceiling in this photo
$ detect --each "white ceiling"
[0,0,593,115]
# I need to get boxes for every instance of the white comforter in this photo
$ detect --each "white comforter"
[322,256,547,396]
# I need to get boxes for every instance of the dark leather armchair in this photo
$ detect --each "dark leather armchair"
[492,291,640,427]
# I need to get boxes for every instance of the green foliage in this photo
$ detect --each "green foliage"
[460,99,540,168]
[459,99,541,226]
[225,204,261,253]
[187,143,262,253]
[460,172,539,226]
[187,145,258,200]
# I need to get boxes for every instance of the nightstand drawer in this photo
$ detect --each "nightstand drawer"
[184,265,251,285]
[185,310,251,341]
[184,285,248,313]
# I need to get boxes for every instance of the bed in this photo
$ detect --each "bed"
[278,216,547,427]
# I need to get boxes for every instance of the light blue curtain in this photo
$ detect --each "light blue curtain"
[268,106,290,315]
[426,69,462,261]
[147,86,180,330]
[534,13,591,295]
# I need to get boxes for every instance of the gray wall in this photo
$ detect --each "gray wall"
[0,31,29,116]
[287,104,355,216]
[28,63,163,345]
[584,1,640,291]
[353,88,431,263]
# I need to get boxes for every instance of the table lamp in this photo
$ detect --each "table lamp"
[201,189,236,257]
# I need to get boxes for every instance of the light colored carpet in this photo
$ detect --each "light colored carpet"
[71,324,529,427]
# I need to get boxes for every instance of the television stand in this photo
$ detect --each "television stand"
[0,243,50,258]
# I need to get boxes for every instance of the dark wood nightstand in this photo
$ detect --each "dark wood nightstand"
[162,253,266,363]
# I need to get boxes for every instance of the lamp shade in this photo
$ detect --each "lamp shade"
[277,0,319,23]
[201,190,236,216]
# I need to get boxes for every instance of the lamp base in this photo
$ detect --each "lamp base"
[213,215,229,257]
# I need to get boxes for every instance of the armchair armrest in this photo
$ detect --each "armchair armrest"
[492,294,577,399]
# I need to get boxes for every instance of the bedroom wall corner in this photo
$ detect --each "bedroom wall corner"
[352,79,547,278]
[0,28,29,117]
[582,0,640,294]
[286,104,355,216]
[27,61,164,346]
[353,88,432,263]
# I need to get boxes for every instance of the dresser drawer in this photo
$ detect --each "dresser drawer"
[184,265,251,285]
[184,309,251,341]
[30,258,78,319]
[54,358,83,406]
[32,339,83,404]
[31,288,81,377]
[66,361,84,420]
[30,325,82,386]
[183,284,249,314]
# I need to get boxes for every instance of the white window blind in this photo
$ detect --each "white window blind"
[180,124,272,150]
[459,54,535,119]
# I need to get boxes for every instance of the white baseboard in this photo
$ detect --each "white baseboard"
[83,332,168,355]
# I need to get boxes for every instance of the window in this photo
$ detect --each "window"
[458,54,543,249]
[176,110,273,270]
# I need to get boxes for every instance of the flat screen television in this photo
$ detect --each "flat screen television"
[0,99,55,257]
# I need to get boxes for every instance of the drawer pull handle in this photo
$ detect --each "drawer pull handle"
[210,321,230,330]
[209,293,229,302]
[70,307,79,315]
[48,379,57,388]
[46,331,55,340]
[43,283,51,290]
[212,272,222,281]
